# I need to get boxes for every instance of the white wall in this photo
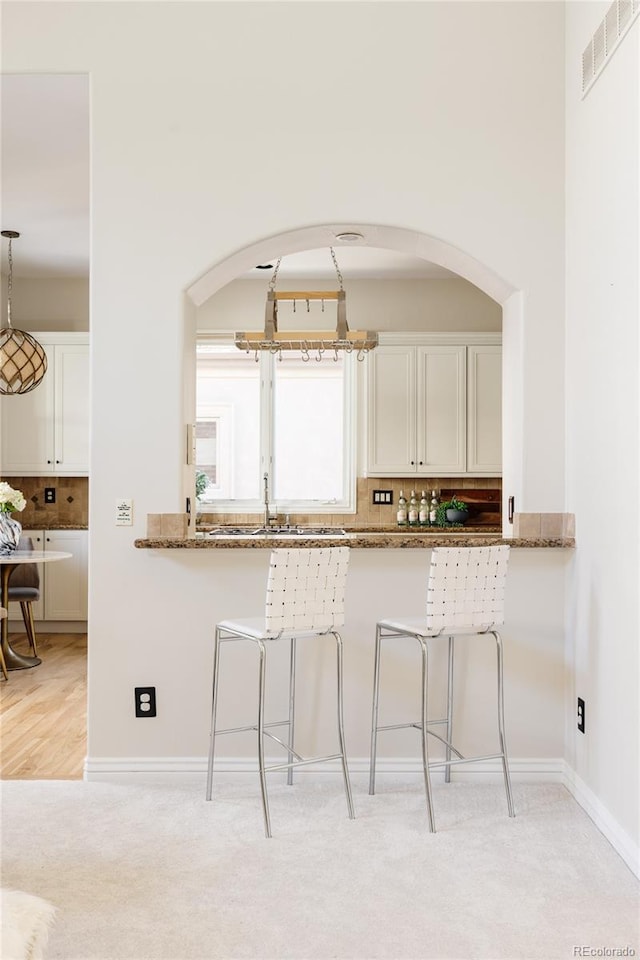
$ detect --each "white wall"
[197,277,502,333]
[0,275,89,331]
[2,3,568,780]
[565,2,639,851]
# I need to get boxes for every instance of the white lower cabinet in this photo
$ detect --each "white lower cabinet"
[11,529,88,622]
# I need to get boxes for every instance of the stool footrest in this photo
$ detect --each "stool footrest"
[265,754,343,773]
[429,753,504,768]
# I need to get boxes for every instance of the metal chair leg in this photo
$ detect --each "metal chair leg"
[369,624,382,795]
[205,627,222,802]
[256,639,272,838]
[445,635,454,783]
[493,630,515,818]
[287,637,296,786]
[333,630,355,820]
[419,637,436,833]
[20,601,38,657]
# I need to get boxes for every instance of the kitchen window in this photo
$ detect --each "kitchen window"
[196,339,356,512]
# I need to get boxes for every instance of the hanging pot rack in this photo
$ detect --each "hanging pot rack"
[234,248,378,360]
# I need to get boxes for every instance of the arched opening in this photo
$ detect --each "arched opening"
[185,223,523,536]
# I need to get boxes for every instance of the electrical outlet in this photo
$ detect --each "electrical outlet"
[135,686,157,718]
[44,487,56,504]
[577,697,585,733]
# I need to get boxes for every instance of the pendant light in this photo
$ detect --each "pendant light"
[235,247,378,361]
[1,230,48,395]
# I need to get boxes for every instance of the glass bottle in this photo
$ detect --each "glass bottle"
[396,489,407,526]
[429,490,439,526]
[408,490,419,526]
[419,490,429,526]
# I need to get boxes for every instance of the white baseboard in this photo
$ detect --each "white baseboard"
[84,755,565,782]
[562,762,639,879]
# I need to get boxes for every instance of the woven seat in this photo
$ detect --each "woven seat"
[369,545,514,832]
[206,546,354,837]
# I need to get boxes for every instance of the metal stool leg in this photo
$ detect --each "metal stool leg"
[493,630,515,818]
[287,637,296,786]
[334,630,355,820]
[369,624,382,795]
[205,627,222,801]
[256,639,272,838]
[418,637,436,833]
[445,635,454,783]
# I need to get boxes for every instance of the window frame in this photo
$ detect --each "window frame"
[196,334,356,514]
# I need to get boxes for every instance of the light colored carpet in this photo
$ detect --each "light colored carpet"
[1,777,638,960]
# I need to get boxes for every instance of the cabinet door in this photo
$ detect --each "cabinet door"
[1,344,55,474]
[416,345,466,474]
[54,344,90,475]
[43,529,88,620]
[467,345,502,474]
[367,346,416,475]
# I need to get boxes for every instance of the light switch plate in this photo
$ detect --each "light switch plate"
[116,498,133,526]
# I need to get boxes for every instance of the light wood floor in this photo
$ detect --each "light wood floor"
[0,631,87,779]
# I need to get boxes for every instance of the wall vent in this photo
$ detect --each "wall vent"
[582,0,639,96]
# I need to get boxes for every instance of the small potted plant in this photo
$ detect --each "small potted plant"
[435,495,469,526]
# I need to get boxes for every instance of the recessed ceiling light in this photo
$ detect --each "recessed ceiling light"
[334,232,364,243]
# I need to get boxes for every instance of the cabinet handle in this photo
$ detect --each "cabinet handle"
[55,460,61,464]
[47,460,52,464]
[410,460,415,465]
[419,461,423,465]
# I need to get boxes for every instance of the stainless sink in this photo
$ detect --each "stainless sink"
[203,526,347,538]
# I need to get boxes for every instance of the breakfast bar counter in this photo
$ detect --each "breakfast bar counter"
[134,531,574,549]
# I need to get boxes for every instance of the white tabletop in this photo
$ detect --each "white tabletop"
[0,550,72,565]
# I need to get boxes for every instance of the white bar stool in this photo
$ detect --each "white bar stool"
[369,545,514,832]
[206,546,355,837]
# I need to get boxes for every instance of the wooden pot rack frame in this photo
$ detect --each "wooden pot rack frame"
[235,290,379,355]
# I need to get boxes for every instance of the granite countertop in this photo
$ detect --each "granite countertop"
[23,523,89,531]
[134,531,574,549]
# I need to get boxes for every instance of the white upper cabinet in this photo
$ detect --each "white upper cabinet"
[467,344,502,474]
[1,334,90,476]
[366,335,501,477]
[416,344,467,474]
[366,346,417,474]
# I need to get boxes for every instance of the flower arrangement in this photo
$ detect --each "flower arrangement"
[0,482,26,514]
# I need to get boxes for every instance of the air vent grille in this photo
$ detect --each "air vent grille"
[582,0,640,96]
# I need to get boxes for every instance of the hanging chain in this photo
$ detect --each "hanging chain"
[6,236,13,327]
[268,258,282,292]
[330,247,344,290]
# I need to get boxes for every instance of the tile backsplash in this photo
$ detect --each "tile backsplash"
[199,476,502,529]
[5,476,89,528]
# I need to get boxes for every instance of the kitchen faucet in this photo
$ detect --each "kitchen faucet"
[263,473,278,528]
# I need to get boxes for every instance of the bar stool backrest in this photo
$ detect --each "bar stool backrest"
[265,547,350,634]
[8,535,40,592]
[426,545,510,634]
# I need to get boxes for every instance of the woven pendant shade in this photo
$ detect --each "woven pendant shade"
[0,328,48,395]
[1,230,48,395]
